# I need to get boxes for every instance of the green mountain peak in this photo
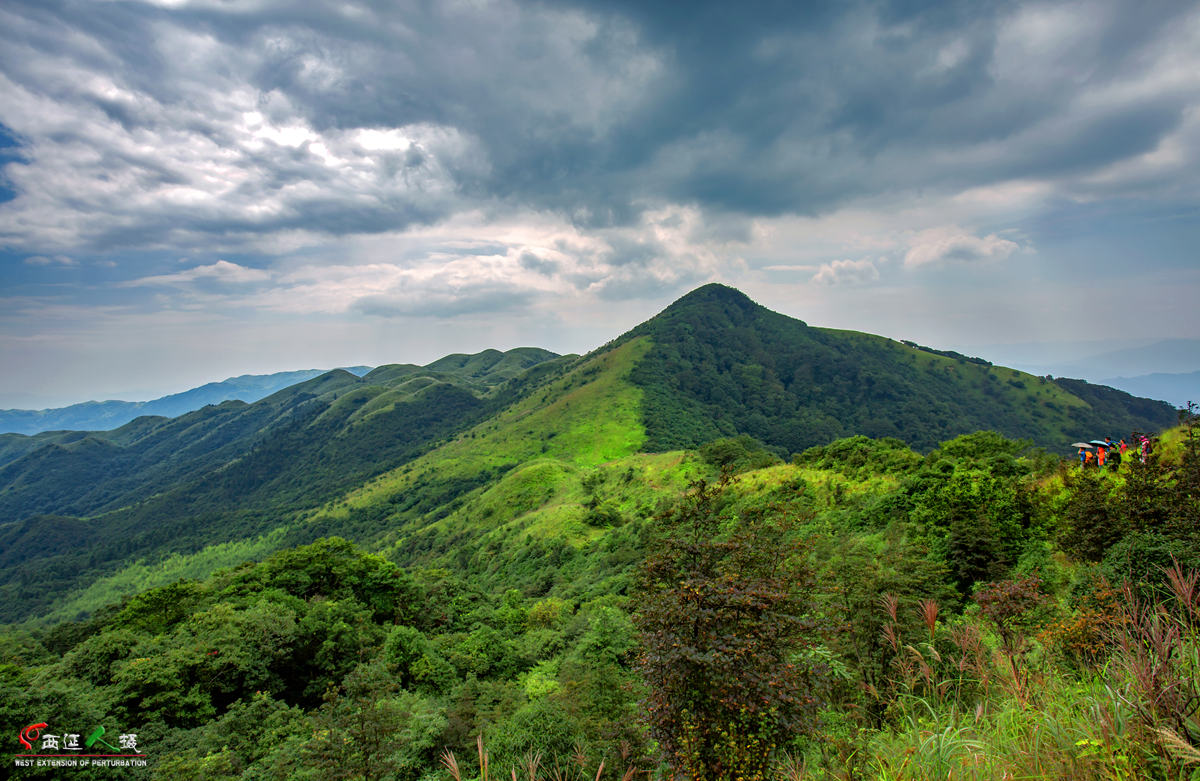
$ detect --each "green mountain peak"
[617,284,1174,454]
[651,282,798,327]
[664,281,754,307]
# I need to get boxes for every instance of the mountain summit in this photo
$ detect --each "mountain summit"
[617,284,1175,453]
[656,281,766,316]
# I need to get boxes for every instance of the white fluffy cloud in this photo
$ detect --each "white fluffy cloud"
[903,228,1022,268]
[96,203,732,318]
[124,260,271,287]
[812,258,880,285]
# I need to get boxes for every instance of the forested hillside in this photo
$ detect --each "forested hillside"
[621,284,1176,453]
[2,421,1197,778]
[0,348,565,622]
[0,288,1179,624]
[0,285,1193,779]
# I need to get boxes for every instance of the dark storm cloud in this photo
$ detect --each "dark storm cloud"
[617,0,1194,213]
[0,0,1197,253]
[603,236,663,269]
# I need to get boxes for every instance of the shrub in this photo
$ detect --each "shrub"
[634,477,816,780]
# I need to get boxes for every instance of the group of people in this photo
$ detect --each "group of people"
[1077,435,1152,469]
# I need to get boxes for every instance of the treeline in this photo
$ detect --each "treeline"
[900,339,993,366]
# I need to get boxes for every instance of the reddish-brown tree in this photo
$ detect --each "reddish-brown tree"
[634,477,817,781]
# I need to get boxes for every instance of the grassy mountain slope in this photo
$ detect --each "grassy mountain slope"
[5,424,1196,778]
[620,284,1177,453]
[295,337,650,547]
[0,350,565,521]
[0,349,564,623]
[8,340,648,626]
[0,370,367,519]
[1,290,1196,778]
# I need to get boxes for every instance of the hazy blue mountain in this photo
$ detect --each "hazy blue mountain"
[1051,339,1200,379]
[0,367,373,435]
[1100,370,1200,410]
[986,339,1200,382]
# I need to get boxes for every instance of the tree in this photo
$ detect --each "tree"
[634,477,816,781]
[1171,403,1200,541]
[302,661,444,781]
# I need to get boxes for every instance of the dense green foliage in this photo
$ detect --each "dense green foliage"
[4,419,1198,778]
[622,284,1176,454]
[1,537,645,779]
[0,350,567,623]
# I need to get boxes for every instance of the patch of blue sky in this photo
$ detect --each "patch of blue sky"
[0,123,24,204]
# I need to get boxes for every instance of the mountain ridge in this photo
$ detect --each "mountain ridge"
[0,367,375,435]
[0,285,1180,624]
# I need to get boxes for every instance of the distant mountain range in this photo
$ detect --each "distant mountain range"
[1099,370,1200,410]
[975,338,1200,408]
[977,337,1200,377]
[0,368,373,435]
[1051,338,1200,379]
[0,285,1178,624]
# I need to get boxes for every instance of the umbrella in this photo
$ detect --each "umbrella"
[1071,442,1094,448]
[1089,440,1111,448]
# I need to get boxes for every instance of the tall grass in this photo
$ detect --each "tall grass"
[780,564,1200,780]
[430,565,1199,780]
[439,735,639,781]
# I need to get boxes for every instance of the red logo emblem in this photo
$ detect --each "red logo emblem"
[18,723,48,751]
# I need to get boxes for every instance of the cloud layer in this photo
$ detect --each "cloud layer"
[3,0,1197,254]
[1,0,1199,405]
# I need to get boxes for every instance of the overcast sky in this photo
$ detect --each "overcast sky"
[2,0,1198,408]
